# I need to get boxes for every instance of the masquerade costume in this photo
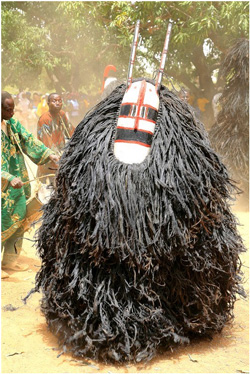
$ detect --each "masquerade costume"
[209,39,249,197]
[32,22,245,363]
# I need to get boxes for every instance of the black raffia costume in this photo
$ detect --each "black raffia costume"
[209,39,249,198]
[33,79,245,363]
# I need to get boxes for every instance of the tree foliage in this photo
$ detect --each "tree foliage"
[1,1,249,106]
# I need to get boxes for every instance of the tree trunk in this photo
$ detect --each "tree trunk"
[192,45,216,128]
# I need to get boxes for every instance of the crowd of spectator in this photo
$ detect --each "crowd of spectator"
[12,90,92,134]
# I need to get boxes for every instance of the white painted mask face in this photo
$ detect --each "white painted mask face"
[114,80,159,164]
[113,19,173,164]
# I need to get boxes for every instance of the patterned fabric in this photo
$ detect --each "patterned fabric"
[1,117,53,242]
[37,110,74,178]
[37,110,73,152]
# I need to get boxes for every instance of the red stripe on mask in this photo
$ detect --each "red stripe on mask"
[134,80,147,131]
[115,139,151,147]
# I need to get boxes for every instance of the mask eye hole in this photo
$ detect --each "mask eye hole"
[147,108,158,122]
[131,105,137,117]
[120,104,131,116]
[140,106,146,118]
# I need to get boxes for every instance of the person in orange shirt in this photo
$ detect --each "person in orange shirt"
[197,97,209,112]
[37,93,75,183]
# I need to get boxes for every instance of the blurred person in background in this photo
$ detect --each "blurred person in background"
[67,92,81,127]
[32,92,41,112]
[25,92,33,108]
[37,93,75,183]
[36,94,49,118]
[14,91,37,134]
[178,88,191,103]
[1,91,60,279]
[61,91,71,119]
[212,88,223,122]
[179,88,201,120]
[14,91,30,127]
[196,92,210,126]
[78,92,90,118]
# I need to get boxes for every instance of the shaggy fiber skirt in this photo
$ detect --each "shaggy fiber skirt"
[33,81,245,363]
[209,39,249,193]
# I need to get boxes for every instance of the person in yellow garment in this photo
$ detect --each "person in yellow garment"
[36,94,49,118]
[1,91,60,279]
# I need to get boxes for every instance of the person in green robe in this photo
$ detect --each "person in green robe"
[1,91,60,278]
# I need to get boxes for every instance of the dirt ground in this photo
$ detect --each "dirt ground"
[1,202,249,374]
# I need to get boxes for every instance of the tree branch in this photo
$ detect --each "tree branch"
[166,69,200,97]
[96,44,121,60]
[53,50,76,56]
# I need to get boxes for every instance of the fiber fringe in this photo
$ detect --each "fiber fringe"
[35,79,245,363]
[209,39,249,192]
